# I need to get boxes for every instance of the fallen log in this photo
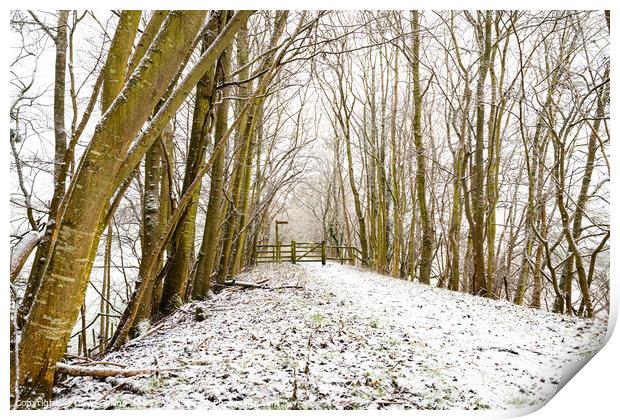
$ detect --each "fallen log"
[214,282,302,290]
[56,362,167,378]
[216,280,264,288]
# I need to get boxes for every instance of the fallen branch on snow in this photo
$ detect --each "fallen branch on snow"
[217,280,265,288]
[56,362,174,378]
[215,281,303,290]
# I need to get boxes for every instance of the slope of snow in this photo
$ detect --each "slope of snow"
[51,263,607,409]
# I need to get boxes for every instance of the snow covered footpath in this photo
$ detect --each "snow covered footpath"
[51,263,607,409]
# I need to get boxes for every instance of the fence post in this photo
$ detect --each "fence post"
[321,241,326,265]
[277,241,281,263]
[291,241,296,263]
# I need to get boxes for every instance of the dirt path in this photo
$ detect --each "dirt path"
[52,263,606,409]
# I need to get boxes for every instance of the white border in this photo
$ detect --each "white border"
[3,2,618,419]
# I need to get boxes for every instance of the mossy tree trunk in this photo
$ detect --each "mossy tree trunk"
[18,10,70,328]
[471,11,492,296]
[136,134,168,324]
[160,12,224,312]
[389,50,403,278]
[217,20,252,282]
[14,11,206,402]
[192,16,233,298]
[411,10,433,285]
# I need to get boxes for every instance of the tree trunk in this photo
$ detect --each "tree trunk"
[160,12,223,312]
[471,11,492,296]
[411,11,433,285]
[389,50,402,277]
[192,25,232,298]
[18,10,70,328]
[217,21,252,282]
[136,137,164,323]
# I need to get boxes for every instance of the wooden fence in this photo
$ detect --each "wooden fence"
[253,241,364,265]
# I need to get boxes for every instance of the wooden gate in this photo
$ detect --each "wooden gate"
[253,241,364,265]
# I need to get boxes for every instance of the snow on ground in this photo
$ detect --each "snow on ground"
[51,262,607,409]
